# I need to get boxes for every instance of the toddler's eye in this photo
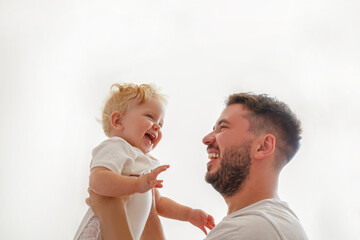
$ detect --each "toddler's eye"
[146,114,154,119]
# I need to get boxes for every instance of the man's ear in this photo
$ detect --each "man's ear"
[110,111,124,130]
[254,134,276,160]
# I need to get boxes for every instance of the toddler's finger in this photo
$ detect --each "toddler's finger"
[154,182,164,188]
[153,180,164,188]
[200,226,207,235]
[209,215,215,227]
[206,222,214,230]
[153,165,170,175]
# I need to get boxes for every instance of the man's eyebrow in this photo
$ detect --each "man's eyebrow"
[212,119,230,130]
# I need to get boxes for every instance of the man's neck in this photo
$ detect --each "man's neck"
[224,177,279,215]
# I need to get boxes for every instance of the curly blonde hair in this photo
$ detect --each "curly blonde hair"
[102,83,167,137]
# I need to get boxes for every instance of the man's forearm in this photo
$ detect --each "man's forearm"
[100,209,132,240]
[140,189,166,240]
[140,209,166,240]
[89,193,132,240]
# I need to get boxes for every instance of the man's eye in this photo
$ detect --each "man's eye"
[220,125,227,130]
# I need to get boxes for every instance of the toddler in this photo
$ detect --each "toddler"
[74,83,215,239]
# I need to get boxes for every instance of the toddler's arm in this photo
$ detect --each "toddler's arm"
[89,165,169,197]
[155,189,215,235]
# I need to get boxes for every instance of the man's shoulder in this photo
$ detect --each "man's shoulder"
[205,214,279,240]
[205,199,308,240]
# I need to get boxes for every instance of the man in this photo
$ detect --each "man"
[201,93,307,239]
[87,92,308,239]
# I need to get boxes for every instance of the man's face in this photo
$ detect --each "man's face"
[203,104,254,197]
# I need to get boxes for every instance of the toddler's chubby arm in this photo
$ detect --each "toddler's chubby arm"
[155,189,215,235]
[89,165,170,197]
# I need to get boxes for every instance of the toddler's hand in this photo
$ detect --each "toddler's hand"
[188,209,215,235]
[137,165,169,193]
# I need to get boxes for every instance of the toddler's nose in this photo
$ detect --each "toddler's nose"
[153,122,160,130]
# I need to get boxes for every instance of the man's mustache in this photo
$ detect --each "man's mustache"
[207,144,219,151]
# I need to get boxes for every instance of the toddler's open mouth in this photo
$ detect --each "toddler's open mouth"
[145,132,156,144]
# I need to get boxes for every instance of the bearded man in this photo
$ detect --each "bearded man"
[202,93,308,239]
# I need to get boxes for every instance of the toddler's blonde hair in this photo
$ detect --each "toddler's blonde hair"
[102,83,166,137]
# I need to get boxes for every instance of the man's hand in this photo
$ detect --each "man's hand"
[137,165,169,193]
[188,209,215,235]
[86,189,132,240]
[86,188,129,218]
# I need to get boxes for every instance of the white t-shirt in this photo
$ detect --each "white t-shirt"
[205,198,308,240]
[74,137,160,240]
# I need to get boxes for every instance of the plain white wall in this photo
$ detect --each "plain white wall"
[1,0,359,239]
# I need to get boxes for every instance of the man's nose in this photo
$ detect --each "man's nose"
[202,132,215,145]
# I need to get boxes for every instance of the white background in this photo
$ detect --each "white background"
[1,0,359,239]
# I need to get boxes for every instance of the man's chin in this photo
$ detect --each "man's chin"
[206,166,215,177]
[205,168,217,184]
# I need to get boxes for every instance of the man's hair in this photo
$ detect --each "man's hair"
[102,83,166,137]
[226,93,302,164]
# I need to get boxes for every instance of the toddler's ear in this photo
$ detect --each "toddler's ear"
[110,111,124,130]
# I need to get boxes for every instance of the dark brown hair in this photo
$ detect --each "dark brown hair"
[226,93,302,163]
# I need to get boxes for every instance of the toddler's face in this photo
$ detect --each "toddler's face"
[120,97,165,153]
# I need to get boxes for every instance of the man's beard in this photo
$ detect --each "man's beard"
[205,143,251,197]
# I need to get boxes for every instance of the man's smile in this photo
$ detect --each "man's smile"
[207,151,220,167]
